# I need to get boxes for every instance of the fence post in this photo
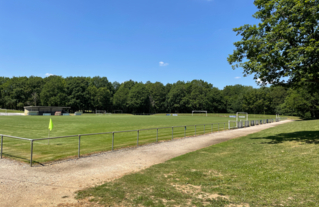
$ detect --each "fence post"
[0,135,3,159]
[156,128,158,142]
[204,125,205,134]
[137,130,139,146]
[112,132,114,151]
[78,135,81,158]
[30,140,33,167]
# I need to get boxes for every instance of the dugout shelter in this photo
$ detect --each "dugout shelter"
[24,106,70,116]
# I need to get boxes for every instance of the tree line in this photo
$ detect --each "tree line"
[0,76,318,118]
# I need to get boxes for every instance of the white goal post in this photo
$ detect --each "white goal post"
[96,110,106,115]
[192,110,207,117]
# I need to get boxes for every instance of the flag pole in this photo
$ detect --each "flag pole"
[48,129,50,145]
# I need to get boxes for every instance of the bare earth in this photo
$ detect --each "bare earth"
[0,120,291,207]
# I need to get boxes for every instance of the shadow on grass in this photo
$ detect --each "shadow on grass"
[252,131,319,144]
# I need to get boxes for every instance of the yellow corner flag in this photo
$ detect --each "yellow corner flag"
[48,118,53,131]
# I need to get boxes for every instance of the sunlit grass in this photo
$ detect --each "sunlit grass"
[77,120,319,206]
[0,114,281,164]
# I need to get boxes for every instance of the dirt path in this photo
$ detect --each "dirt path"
[0,120,291,207]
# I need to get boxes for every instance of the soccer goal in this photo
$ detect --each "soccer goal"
[192,110,207,117]
[96,110,106,115]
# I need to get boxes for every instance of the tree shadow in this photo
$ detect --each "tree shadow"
[251,131,319,144]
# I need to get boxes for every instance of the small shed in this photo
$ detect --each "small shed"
[24,106,71,116]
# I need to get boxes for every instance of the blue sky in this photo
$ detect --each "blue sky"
[0,0,260,89]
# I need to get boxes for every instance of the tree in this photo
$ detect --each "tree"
[65,77,89,111]
[282,88,319,118]
[127,83,150,113]
[96,87,111,110]
[167,82,188,113]
[207,87,226,113]
[112,81,121,93]
[90,76,114,95]
[31,92,38,106]
[228,0,319,91]
[185,80,212,111]
[40,76,67,106]
[269,86,287,114]
[146,82,166,113]
[223,85,252,113]
[113,85,129,112]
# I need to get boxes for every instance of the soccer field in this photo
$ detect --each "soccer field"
[0,113,280,164]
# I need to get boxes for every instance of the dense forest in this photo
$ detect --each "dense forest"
[0,76,318,118]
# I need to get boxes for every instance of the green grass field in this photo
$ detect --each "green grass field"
[76,120,319,206]
[0,113,283,164]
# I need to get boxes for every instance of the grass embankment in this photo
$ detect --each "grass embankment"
[77,120,319,206]
[0,114,279,164]
[0,109,23,113]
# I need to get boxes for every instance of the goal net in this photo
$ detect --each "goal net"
[192,110,207,117]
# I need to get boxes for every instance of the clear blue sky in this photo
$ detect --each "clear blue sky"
[0,0,260,89]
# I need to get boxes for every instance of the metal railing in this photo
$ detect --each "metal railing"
[0,118,285,167]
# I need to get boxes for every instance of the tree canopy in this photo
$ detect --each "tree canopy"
[1,76,318,118]
[228,0,319,91]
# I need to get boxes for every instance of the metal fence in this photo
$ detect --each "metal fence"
[0,118,284,167]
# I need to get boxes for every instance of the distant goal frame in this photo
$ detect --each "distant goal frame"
[192,110,207,117]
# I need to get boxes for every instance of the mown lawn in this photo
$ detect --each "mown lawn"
[0,114,279,164]
[76,120,319,206]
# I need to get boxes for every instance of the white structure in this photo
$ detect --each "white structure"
[236,112,248,122]
[228,112,249,128]
[192,110,207,117]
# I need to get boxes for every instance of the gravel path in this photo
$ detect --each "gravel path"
[0,120,291,207]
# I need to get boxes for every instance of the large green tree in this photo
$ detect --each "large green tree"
[65,77,90,111]
[127,83,150,113]
[146,82,166,113]
[113,85,129,112]
[228,0,319,91]
[40,76,67,106]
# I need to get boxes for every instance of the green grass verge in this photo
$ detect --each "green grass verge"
[76,120,319,206]
[0,109,23,113]
[0,114,283,164]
